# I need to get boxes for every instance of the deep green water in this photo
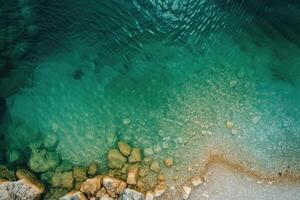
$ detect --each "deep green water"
[1,0,300,198]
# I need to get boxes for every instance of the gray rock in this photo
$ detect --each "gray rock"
[0,179,43,200]
[119,188,144,200]
[59,191,87,200]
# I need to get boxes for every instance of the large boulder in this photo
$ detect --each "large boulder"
[107,149,127,169]
[0,179,44,200]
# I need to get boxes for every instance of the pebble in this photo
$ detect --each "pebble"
[226,121,233,129]
[143,147,154,156]
[191,176,203,187]
[122,118,131,126]
[87,162,98,176]
[118,141,132,157]
[127,168,139,185]
[119,188,145,200]
[150,161,161,173]
[145,191,154,200]
[182,185,192,200]
[107,149,127,169]
[154,182,167,197]
[128,148,142,163]
[163,157,173,168]
[154,145,162,153]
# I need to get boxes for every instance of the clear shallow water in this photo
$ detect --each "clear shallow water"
[1,0,300,198]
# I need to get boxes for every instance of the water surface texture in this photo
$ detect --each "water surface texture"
[0,0,300,199]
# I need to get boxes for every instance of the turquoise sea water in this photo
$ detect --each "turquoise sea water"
[1,0,300,198]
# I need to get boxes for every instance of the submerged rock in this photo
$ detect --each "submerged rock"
[73,167,87,182]
[150,161,160,173]
[29,148,60,173]
[87,162,98,177]
[163,157,173,168]
[119,188,144,200]
[128,148,142,163]
[118,141,132,157]
[61,171,74,189]
[108,149,127,169]
[0,166,16,181]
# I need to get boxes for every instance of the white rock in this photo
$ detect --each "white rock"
[145,191,154,200]
[191,176,203,187]
[182,185,192,200]
[143,147,154,156]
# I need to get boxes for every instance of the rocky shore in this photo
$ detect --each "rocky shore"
[0,140,205,200]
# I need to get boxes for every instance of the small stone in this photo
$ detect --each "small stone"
[163,157,173,168]
[191,176,203,187]
[154,145,162,153]
[119,188,145,200]
[127,168,139,185]
[73,166,87,182]
[88,162,98,176]
[61,171,74,189]
[150,161,160,173]
[145,191,154,200]
[143,148,154,156]
[96,187,107,198]
[118,141,132,157]
[157,174,165,182]
[122,118,131,126]
[182,185,192,200]
[154,182,167,197]
[188,166,192,172]
[108,149,127,169]
[59,191,87,200]
[128,148,142,163]
[80,176,102,196]
[226,121,233,129]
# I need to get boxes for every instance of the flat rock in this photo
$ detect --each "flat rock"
[119,188,145,200]
[61,171,74,189]
[150,161,160,173]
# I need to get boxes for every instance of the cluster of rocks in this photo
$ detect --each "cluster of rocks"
[59,141,174,200]
[0,139,206,200]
